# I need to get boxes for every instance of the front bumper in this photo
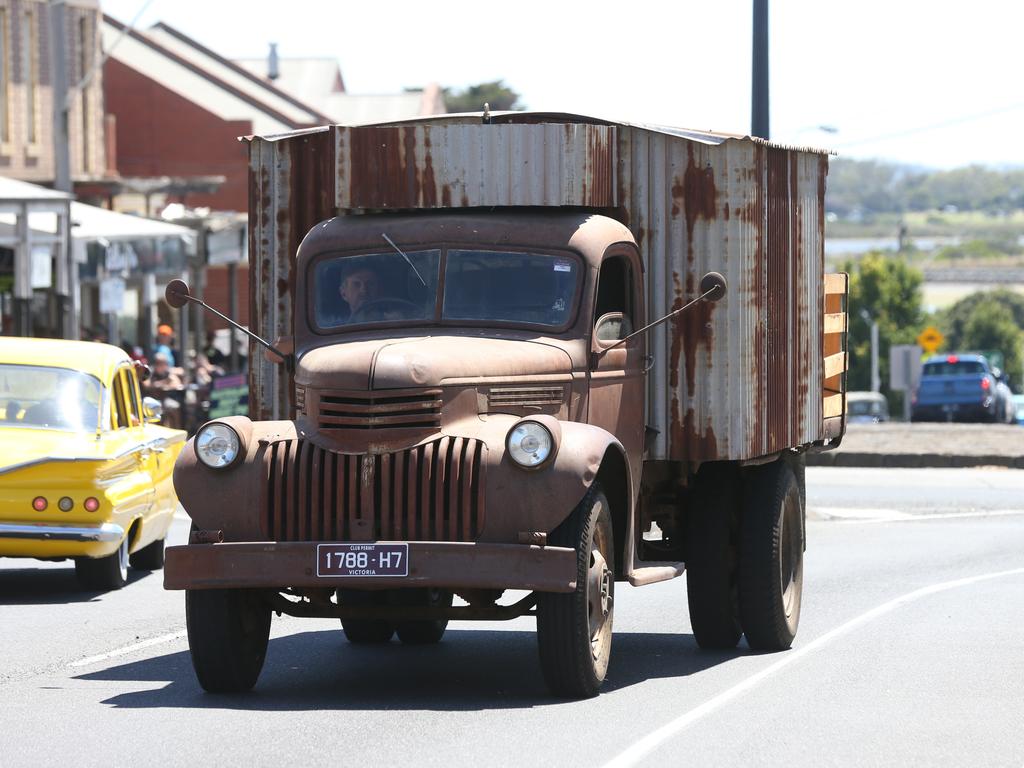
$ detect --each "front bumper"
[165,540,577,593]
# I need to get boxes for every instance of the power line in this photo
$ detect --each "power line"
[835,102,1024,149]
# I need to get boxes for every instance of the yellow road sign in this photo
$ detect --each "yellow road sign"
[917,326,944,354]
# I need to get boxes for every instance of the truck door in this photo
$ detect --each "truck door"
[587,248,646,488]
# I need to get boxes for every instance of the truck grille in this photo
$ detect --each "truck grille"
[487,385,565,409]
[314,388,442,431]
[263,437,485,542]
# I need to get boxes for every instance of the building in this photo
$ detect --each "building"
[0,0,109,187]
[100,17,446,337]
[234,50,446,125]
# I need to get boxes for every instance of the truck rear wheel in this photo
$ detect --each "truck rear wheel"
[536,484,614,699]
[685,462,742,649]
[186,588,272,693]
[338,589,395,644]
[738,458,804,650]
[395,588,453,645]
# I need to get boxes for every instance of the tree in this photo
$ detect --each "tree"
[443,80,524,113]
[841,252,924,406]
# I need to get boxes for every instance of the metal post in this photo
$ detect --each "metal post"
[228,261,240,372]
[870,321,880,393]
[13,202,32,336]
[751,0,770,139]
[49,0,72,194]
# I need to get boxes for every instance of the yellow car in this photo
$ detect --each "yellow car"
[0,338,186,590]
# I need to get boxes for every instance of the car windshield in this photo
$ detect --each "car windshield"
[0,365,103,431]
[313,247,580,330]
[848,399,884,416]
[922,360,986,376]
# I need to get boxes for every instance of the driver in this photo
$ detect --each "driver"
[339,267,380,319]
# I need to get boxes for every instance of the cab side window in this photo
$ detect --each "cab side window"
[593,255,636,334]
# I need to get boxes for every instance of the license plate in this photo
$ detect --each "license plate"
[316,544,409,577]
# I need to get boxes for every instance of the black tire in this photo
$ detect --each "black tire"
[738,459,804,651]
[186,588,272,693]
[129,537,165,570]
[338,589,395,644]
[395,589,453,645]
[536,484,615,699]
[75,535,129,590]
[685,462,742,649]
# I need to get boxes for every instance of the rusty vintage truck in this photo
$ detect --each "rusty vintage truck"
[164,113,848,698]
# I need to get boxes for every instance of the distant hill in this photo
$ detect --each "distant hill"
[827,158,1024,217]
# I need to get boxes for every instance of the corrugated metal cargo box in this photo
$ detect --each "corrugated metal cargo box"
[246,113,845,463]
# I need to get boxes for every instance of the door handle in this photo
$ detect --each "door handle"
[642,355,656,374]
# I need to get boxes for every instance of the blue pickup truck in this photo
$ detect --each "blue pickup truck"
[911,353,1015,423]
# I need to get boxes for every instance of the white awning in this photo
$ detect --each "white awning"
[69,202,195,245]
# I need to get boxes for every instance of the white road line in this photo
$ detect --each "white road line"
[812,507,1024,524]
[602,566,1024,768]
[69,630,187,669]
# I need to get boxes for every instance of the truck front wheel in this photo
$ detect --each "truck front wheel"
[536,484,614,699]
[186,588,272,693]
[738,459,804,650]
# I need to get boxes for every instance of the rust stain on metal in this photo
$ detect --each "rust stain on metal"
[751,142,766,456]
[670,404,718,462]
[669,272,685,391]
[673,271,716,398]
[681,144,718,262]
[421,131,438,207]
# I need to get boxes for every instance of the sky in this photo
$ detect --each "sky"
[101,0,1024,169]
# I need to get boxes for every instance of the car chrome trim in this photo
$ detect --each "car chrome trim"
[0,522,125,542]
[0,456,102,477]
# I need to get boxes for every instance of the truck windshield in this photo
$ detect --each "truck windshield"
[442,250,579,327]
[0,364,103,431]
[313,248,580,330]
[314,249,442,328]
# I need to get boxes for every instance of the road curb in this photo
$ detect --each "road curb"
[807,452,1024,469]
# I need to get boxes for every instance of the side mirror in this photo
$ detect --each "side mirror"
[142,396,163,424]
[165,279,192,309]
[700,271,727,302]
[133,360,151,383]
[594,312,633,346]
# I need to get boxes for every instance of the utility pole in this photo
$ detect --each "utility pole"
[751,0,769,139]
[860,309,880,393]
[49,0,72,193]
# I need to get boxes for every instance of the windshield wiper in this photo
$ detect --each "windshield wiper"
[382,233,427,287]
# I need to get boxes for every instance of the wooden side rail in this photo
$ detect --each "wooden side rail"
[823,273,849,432]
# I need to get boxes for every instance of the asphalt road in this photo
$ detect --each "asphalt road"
[2,467,1023,767]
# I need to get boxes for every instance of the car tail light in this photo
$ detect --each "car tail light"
[981,378,991,391]
[58,496,74,512]
[947,355,959,363]
[32,496,47,511]
[84,497,100,512]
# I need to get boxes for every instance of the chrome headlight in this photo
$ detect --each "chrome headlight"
[507,421,554,468]
[195,423,242,469]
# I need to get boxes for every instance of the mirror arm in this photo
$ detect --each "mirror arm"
[598,285,720,356]
[177,294,291,366]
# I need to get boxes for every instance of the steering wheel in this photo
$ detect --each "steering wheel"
[350,298,420,323]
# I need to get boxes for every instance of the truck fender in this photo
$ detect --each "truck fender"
[484,415,633,548]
